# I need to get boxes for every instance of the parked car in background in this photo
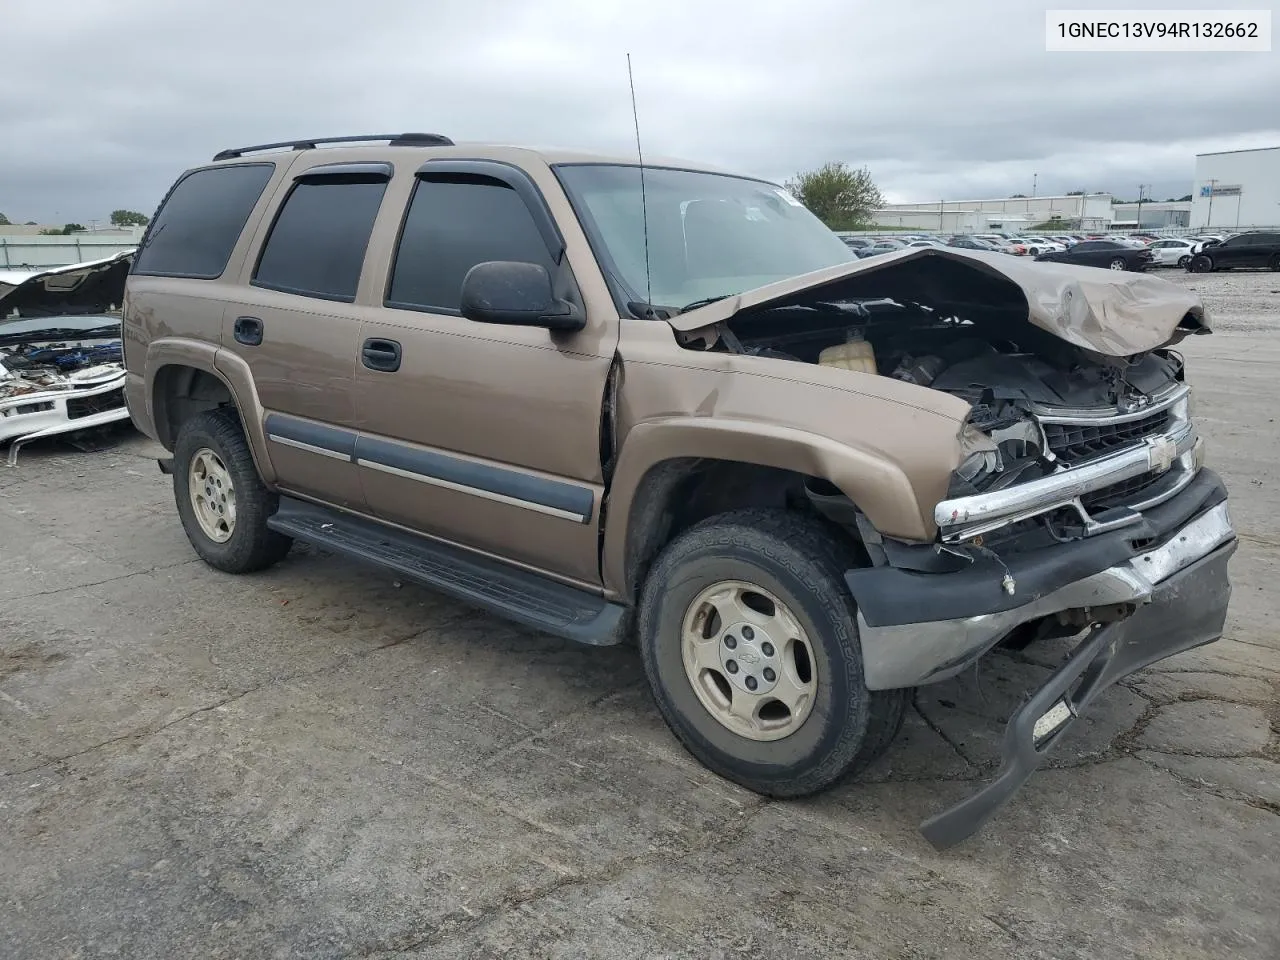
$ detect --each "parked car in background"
[1187,232,1280,272]
[1016,237,1065,255]
[1187,235,1228,254]
[1147,238,1199,268]
[946,236,999,251]
[1,252,134,464]
[906,239,946,248]
[839,236,874,251]
[1035,239,1154,271]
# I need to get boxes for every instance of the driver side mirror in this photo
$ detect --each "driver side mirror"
[459,261,584,332]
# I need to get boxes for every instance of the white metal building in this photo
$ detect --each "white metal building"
[1191,147,1280,229]
[1110,201,1191,230]
[873,193,1114,232]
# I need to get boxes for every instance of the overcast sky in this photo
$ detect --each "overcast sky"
[2,0,1278,224]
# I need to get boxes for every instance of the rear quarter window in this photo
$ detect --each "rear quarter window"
[132,163,275,279]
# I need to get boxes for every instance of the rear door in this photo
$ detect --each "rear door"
[353,160,616,586]
[219,158,393,510]
[1240,232,1280,267]
[1209,234,1252,268]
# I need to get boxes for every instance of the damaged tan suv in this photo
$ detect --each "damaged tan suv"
[123,134,1236,847]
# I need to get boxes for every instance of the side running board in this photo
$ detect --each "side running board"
[267,497,628,646]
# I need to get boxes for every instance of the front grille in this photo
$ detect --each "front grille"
[1081,470,1165,511]
[66,388,126,420]
[1042,409,1172,464]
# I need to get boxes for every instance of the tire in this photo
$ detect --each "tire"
[1108,258,1127,271]
[1270,254,1280,272]
[1177,255,1192,268]
[173,408,292,573]
[637,508,904,798]
[1189,255,1213,273]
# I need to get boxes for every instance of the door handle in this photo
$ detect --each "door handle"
[234,315,264,346]
[362,338,402,372]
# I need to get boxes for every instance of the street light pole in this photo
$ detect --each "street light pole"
[1205,178,1218,226]
[1136,184,1148,230]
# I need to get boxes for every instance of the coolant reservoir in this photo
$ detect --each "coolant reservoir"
[818,339,877,375]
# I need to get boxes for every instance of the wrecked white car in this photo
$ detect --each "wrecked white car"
[0,252,133,465]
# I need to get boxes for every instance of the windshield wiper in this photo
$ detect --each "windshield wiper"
[680,295,729,313]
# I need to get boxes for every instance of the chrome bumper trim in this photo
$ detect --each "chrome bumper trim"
[935,421,1197,543]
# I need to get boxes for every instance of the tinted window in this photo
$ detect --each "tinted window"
[1074,241,1103,251]
[1254,233,1280,244]
[253,177,388,302]
[387,176,555,313]
[133,164,274,278]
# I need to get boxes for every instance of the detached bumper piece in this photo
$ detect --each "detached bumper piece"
[919,537,1235,850]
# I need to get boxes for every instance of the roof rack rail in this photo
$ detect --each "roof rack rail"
[212,133,453,162]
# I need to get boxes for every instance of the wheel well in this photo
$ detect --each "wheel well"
[620,458,867,602]
[152,365,236,449]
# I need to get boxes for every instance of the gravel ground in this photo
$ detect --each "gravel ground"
[1,269,1277,959]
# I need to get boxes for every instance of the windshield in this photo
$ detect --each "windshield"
[555,164,854,311]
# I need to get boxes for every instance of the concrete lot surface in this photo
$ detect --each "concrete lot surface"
[2,271,1278,959]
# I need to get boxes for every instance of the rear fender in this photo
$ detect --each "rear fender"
[144,338,275,483]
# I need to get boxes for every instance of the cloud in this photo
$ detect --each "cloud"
[1,0,1277,222]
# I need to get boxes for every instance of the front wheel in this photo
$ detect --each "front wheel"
[1108,258,1127,271]
[638,509,906,798]
[1177,254,1192,268]
[173,408,292,573]
[1189,255,1214,273]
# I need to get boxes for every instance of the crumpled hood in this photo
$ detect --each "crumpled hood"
[0,251,134,319]
[667,247,1209,357]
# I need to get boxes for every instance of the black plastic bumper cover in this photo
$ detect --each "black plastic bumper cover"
[848,468,1228,628]
[919,538,1236,850]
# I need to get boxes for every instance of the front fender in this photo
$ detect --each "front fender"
[602,417,940,596]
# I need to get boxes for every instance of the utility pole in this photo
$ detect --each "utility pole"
[1032,173,1037,197]
[1136,184,1149,230]
[1205,178,1218,226]
[940,200,945,231]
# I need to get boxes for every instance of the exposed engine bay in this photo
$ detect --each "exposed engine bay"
[0,252,133,464]
[696,286,1198,549]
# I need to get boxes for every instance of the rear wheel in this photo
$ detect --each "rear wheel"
[638,509,906,798]
[1177,254,1192,268]
[1189,255,1214,273]
[1108,258,1127,271]
[173,409,292,573]
[1270,254,1280,272]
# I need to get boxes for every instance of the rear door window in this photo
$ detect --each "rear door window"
[132,163,275,279]
[253,175,388,302]
[386,175,555,314]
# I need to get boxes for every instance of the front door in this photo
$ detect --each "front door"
[220,158,393,511]
[354,162,616,586]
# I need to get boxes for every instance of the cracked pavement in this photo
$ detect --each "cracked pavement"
[1,271,1278,959]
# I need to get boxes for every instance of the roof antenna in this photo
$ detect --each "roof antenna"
[626,53,653,317]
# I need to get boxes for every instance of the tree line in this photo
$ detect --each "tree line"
[0,209,150,233]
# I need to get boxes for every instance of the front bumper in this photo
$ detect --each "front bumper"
[1,373,130,465]
[849,468,1230,691]
[920,537,1235,849]
[844,470,1236,848]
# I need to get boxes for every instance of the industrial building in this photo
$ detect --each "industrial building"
[1191,146,1280,229]
[1110,201,1191,230]
[873,193,1114,233]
